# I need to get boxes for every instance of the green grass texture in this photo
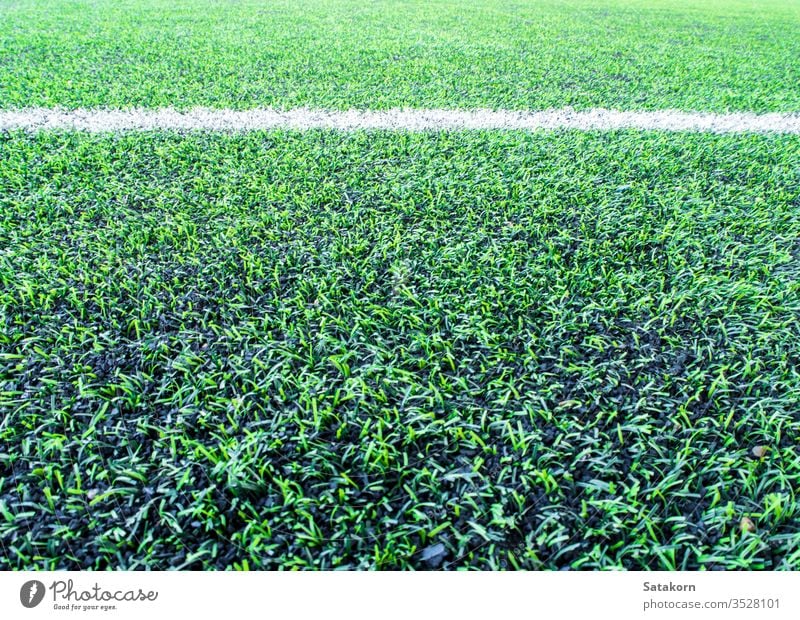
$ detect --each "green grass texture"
[1,0,800,112]
[2,130,799,569]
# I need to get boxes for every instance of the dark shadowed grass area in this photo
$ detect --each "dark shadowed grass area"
[1,130,799,569]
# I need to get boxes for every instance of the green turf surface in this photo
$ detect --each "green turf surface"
[1,130,799,569]
[1,0,800,112]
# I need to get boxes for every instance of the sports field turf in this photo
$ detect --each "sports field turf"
[2,0,800,112]
[1,0,800,571]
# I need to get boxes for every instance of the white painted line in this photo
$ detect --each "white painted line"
[1,107,800,133]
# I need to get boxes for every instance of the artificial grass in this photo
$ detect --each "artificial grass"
[1,0,800,112]
[1,129,799,569]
